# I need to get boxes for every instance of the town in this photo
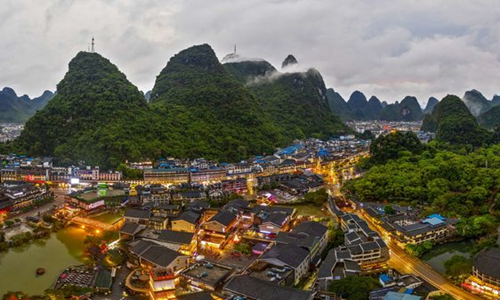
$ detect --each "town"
[0,130,496,300]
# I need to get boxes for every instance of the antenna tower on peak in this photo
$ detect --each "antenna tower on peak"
[91,37,95,53]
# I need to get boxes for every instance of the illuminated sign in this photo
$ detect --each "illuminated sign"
[70,178,80,185]
[88,200,105,210]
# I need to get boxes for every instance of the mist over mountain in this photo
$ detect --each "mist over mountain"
[224,54,350,140]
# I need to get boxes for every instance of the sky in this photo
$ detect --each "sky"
[1,0,500,106]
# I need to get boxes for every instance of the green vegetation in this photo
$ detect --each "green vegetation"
[421,95,493,146]
[405,241,433,258]
[224,59,351,142]
[368,131,423,165]
[346,143,500,221]
[380,96,423,121]
[327,276,381,300]
[233,242,252,255]
[0,88,53,123]
[430,295,456,300]
[478,105,500,132]
[443,255,472,278]
[103,249,124,268]
[303,188,329,205]
[15,52,164,170]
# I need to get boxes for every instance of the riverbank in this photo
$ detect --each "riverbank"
[0,226,88,295]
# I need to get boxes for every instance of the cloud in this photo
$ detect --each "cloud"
[1,0,500,105]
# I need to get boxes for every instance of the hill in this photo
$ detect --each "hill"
[379,96,422,121]
[15,52,161,169]
[0,88,54,122]
[223,56,350,141]
[421,94,491,146]
[326,88,352,120]
[151,44,284,161]
[478,105,500,130]
[423,97,439,114]
[462,89,492,117]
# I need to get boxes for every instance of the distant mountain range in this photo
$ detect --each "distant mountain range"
[327,88,500,126]
[0,88,54,122]
[327,90,426,122]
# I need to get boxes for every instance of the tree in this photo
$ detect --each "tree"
[233,242,252,255]
[369,131,423,165]
[328,276,381,300]
[384,205,395,215]
[444,255,472,278]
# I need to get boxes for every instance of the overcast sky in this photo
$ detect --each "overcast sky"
[1,0,500,105]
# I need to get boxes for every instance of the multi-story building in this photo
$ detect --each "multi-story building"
[339,213,390,266]
[0,181,51,211]
[144,168,190,184]
[464,248,500,298]
[378,213,458,246]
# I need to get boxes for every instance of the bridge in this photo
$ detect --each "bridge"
[71,216,116,231]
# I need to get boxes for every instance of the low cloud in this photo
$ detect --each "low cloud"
[1,0,500,104]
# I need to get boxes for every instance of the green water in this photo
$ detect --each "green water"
[0,227,88,296]
[422,240,474,274]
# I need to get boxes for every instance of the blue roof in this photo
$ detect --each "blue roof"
[427,214,445,220]
[380,274,391,283]
[384,292,421,300]
[423,217,444,226]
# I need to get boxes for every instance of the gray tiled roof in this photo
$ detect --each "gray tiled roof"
[157,230,194,245]
[124,208,151,219]
[129,240,182,268]
[176,211,200,224]
[209,211,236,226]
[224,275,313,300]
[474,248,500,280]
[293,221,328,238]
[259,243,309,269]
[120,222,145,235]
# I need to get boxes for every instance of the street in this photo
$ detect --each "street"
[357,210,482,300]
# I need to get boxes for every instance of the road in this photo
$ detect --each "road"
[357,210,482,300]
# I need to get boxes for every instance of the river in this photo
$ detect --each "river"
[0,226,88,296]
[421,240,474,274]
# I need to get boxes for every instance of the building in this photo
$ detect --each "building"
[316,248,361,291]
[464,247,500,298]
[223,274,314,300]
[119,222,146,240]
[257,243,310,285]
[0,181,51,211]
[252,205,296,235]
[144,168,190,184]
[379,213,458,246]
[171,211,201,233]
[124,208,151,224]
[202,211,237,235]
[292,221,328,261]
[151,230,197,255]
[128,240,189,272]
[181,261,233,291]
[339,213,390,267]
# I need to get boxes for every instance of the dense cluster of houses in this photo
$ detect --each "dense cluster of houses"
[117,196,331,299]
[0,137,369,188]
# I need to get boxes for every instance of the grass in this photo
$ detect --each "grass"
[276,203,329,217]
[90,211,124,224]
